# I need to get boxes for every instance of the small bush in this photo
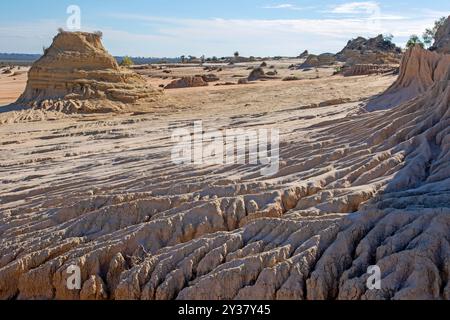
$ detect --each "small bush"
[282,76,300,81]
[94,30,103,39]
[423,16,446,47]
[120,56,134,67]
[383,34,394,43]
[406,35,424,49]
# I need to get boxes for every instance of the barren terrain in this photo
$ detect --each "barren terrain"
[0,67,27,106]
[0,34,449,299]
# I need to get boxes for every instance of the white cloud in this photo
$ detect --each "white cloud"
[262,4,306,10]
[330,1,380,14]
[0,10,447,57]
[98,13,442,56]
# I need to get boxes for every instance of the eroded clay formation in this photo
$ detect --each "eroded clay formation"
[336,34,402,66]
[0,41,449,300]
[297,35,402,74]
[341,64,398,77]
[367,45,450,110]
[16,31,162,113]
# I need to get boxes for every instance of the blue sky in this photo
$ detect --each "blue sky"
[0,1,449,57]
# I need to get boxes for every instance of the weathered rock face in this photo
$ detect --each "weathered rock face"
[17,31,161,113]
[431,15,450,54]
[340,35,400,53]
[366,45,450,110]
[341,64,398,77]
[338,50,401,66]
[164,76,209,89]
[299,50,309,59]
[200,74,220,83]
[247,67,265,81]
[336,35,402,66]
[299,53,336,69]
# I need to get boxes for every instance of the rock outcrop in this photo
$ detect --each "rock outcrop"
[16,31,161,113]
[341,64,398,77]
[247,67,266,81]
[336,35,402,66]
[299,53,336,69]
[299,50,309,59]
[200,74,220,83]
[431,15,450,54]
[340,35,400,53]
[1,67,13,75]
[165,76,209,89]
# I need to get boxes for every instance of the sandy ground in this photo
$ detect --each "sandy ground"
[141,60,392,115]
[1,59,449,300]
[0,65,396,213]
[0,61,394,121]
[0,67,28,105]
[0,62,397,236]
[9,60,446,300]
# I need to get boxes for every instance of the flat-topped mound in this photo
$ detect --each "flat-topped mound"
[16,31,162,113]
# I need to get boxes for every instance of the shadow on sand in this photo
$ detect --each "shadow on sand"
[0,103,29,114]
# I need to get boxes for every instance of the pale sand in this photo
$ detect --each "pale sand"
[0,67,28,105]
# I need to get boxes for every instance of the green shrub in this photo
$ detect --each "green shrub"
[423,17,446,47]
[120,56,134,67]
[406,35,424,49]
